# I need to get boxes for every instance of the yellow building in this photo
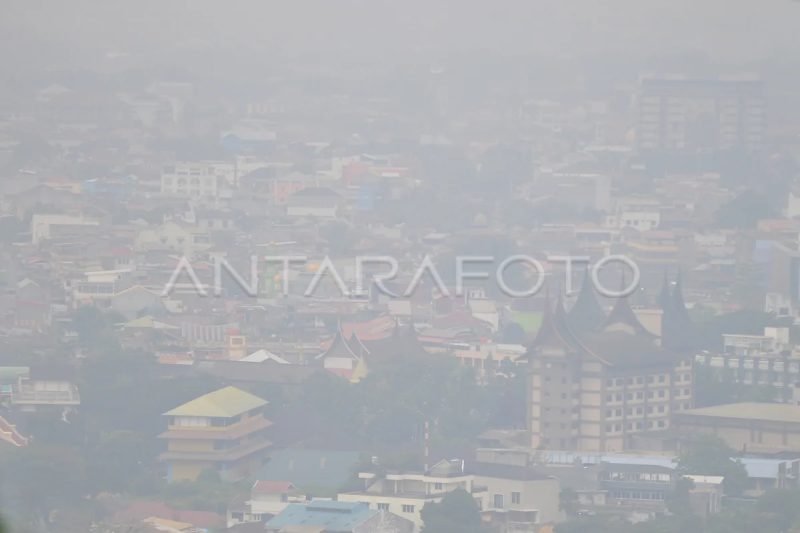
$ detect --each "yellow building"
[158,386,272,482]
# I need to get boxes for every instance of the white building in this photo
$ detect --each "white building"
[161,162,220,198]
[338,459,487,532]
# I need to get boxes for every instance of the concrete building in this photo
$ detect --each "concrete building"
[31,214,100,245]
[637,75,764,153]
[472,449,564,526]
[158,386,272,482]
[338,459,487,532]
[161,162,220,197]
[675,402,800,455]
[522,273,696,452]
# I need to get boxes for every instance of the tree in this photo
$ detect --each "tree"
[420,488,482,533]
[667,477,696,516]
[559,487,579,516]
[714,190,776,229]
[677,436,749,496]
[1,444,86,529]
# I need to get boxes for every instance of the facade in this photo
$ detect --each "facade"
[637,76,764,153]
[523,273,696,452]
[338,459,487,532]
[158,386,272,482]
[161,162,220,197]
[674,402,800,455]
[226,480,297,528]
[472,449,563,526]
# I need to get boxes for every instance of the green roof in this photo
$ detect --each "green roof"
[124,315,155,328]
[0,367,29,383]
[511,312,543,332]
[163,386,267,418]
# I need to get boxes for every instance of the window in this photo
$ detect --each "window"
[615,424,621,431]
[606,395,612,402]
[605,424,612,432]
[616,394,622,401]
[626,409,632,416]
[402,505,415,513]
[636,407,643,415]
[659,375,666,383]
[648,376,654,384]
[606,409,612,417]
[627,378,633,385]
[637,392,644,400]
[512,492,521,504]
[637,377,644,385]
[647,407,654,414]
[658,406,665,413]
[684,388,690,396]
[231,512,244,521]
[606,379,613,387]
[493,494,504,509]
[561,393,567,400]
[647,391,654,399]
[658,390,665,398]
[434,483,443,490]
[658,421,665,428]
[636,422,643,429]
[615,409,622,416]
[616,379,624,386]
[378,503,389,511]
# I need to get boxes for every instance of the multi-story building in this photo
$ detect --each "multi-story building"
[158,386,272,482]
[637,75,764,154]
[694,327,797,403]
[523,273,696,452]
[471,448,563,527]
[337,459,487,532]
[161,162,220,197]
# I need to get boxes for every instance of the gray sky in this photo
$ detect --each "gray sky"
[2,0,799,63]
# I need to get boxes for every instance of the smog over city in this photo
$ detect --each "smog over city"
[1,2,800,533]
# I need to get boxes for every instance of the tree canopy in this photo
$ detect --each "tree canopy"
[420,488,482,533]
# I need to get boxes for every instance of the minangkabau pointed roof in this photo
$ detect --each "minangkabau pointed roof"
[567,268,606,333]
[598,274,656,338]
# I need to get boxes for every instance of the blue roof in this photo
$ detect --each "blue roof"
[265,501,377,532]
[543,452,787,480]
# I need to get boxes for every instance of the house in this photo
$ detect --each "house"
[111,285,167,320]
[0,365,81,410]
[227,480,298,527]
[31,213,100,245]
[158,386,272,482]
[471,449,563,526]
[264,500,413,533]
[337,459,487,532]
[135,220,212,256]
[286,188,342,218]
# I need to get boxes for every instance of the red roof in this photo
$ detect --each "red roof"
[252,480,294,493]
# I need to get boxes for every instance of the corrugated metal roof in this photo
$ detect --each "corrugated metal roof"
[265,501,376,532]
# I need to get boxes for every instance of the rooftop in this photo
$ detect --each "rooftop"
[163,386,267,418]
[680,402,800,424]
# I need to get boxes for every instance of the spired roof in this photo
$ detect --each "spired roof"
[598,274,656,339]
[567,268,606,333]
[659,271,698,353]
[163,386,267,418]
[317,322,361,361]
